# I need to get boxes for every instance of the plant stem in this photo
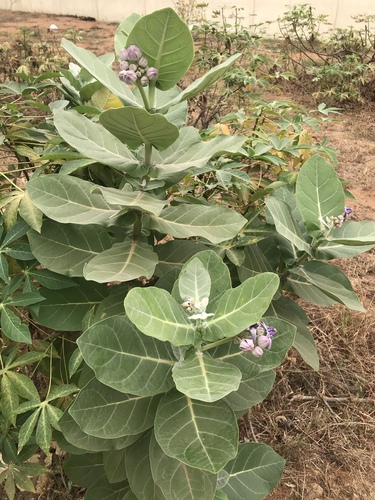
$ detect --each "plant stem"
[136,81,150,110]
[200,336,234,352]
[148,81,156,110]
[144,142,153,166]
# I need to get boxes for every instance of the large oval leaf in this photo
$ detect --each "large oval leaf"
[154,389,238,473]
[296,155,345,236]
[78,315,175,396]
[100,108,179,150]
[150,432,216,500]
[28,221,112,277]
[224,370,276,413]
[127,8,194,91]
[221,443,285,500]
[172,352,241,402]
[69,378,162,438]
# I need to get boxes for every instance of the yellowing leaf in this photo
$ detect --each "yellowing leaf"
[211,123,230,135]
[90,87,123,110]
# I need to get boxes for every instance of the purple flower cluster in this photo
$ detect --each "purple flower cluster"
[343,207,352,222]
[239,321,277,358]
[118,44,158,87]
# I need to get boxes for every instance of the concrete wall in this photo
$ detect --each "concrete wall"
[1,0,375,30]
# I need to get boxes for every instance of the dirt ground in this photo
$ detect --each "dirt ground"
[0,9,374,500]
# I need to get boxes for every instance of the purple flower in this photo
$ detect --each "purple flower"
[119,48,128,61]
[127,45,142,61]
[257,335,271,349]
[119,70,137,85]
[120,61,129,71]
[140,75,149,87]
[138,57,148,68]
[343,207,352,222]
[240,338,254,352]
[252,346,264,357]
[147,67,158,80]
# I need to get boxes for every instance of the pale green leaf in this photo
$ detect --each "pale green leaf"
[127,8,194,91]
[18,191,43,233]
[32,281,109,331]
[150,432,216,500]
[203,273,280,341]
[0,307,31,343]
[266,197,311,254]
[154,389,238,473]
[144,205,246,244]
[46,383,77,401]
[95,186,167,215]
[155,240,208,276]
[172,352,241,402]
[27,174,120,225]
[296,155,345,236]
[178,258,211,302]
[126,431,166,499]
[6,371,39,401]
[157,54,241,112]
[69,377,162,438]
[28,221,112,277]
[316,220,375,258]
[64,452,105,488]
[54,109,146,176]
[224,370,276,412]
[221,443,285,499]
[103,448,127,484]
[289,261,365,311]
[83,238,158,283]
[45,404,64,430]
[36,407,52,455]
[18,409,41,453]
[238,245,277,281]
[124,287,196,346]
[100,108,179,150]
[114,13,142,54]
[61,38,140,107]
[85,479,131,500]
[28,268,78,290]
[78,315,175,396]
[1,375,19,425]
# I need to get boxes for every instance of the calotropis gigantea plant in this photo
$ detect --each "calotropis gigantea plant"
[1,6,375,500]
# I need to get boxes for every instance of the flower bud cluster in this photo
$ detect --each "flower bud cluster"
[322,207,353,230]
[239,321,277,358]
[118,44,158,87]
[182,297,214,323]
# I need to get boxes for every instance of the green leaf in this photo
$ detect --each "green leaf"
[83,238,158,283]
[36,407,52,455]
[7,350,46,368]
[28,268,78,290]
[61,38,141,107]
[78,315,175,396]
[1,220,29,246]
[3,243,34,261]
[211,318,295,377]
[221,443,285,499]
[154,389,238,473]
[213,490,228,500]
[289,261,365,311]
[296,155,345,236]
[64,452,105,488]
[103,448,127,484]
[45,404,64,430]
[127,8,194,91]
[46,383,77,401]
[100,108,179,150]
[266,296,319,371]
[6,371,39,401]
[125,287,195,346]
[18,191,43,233]
[126,431,166,499]
[150,432,216,500]
[224,370,276,412]
[157,54,241,113]
[28,221,112,277]
[11,471,35,493]
[69,377,162,438]
[0,254,9,282]
[4,473,16,500]
[59,411,142,453]
[144,205,246,244]
[18,409,40,453]
[54,110,145,176]
[0,307,31,343]
[114,13,142,54]
[32,280,109,331]
[27,174,120,225]
[172,352,242,402]
[155,240,208,276]
[178,258,211,303]
[1,374,19,425]
[203,273,280,341]
[95,186,167,216]
[85,479,131,500]
[266,197,311,254]
[316,220,375,258]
